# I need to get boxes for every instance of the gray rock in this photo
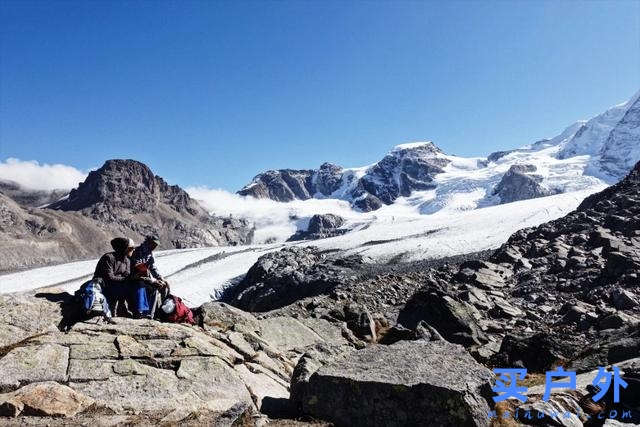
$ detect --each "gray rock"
[221,246,364,312]
[257,317,325,352]
[0,292,301,423]
[0,381,95,418]
[237,142,449,211]
[288,213,346,241]
[291,340,493,427]
[493,164,552,204]
[398,291,487,347]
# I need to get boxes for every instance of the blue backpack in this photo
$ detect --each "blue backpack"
[76,279,112,319]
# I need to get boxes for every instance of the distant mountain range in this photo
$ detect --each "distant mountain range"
[238,91,640,212]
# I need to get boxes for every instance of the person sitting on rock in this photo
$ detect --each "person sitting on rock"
[130,235,169,318]
[93,237,135,316]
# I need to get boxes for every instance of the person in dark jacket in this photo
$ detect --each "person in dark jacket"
[130,235,169,317]
[94,237,135,315]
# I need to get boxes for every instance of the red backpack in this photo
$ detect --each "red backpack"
[165,295,195,325]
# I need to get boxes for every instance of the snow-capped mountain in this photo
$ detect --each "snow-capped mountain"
[238,91,640,214]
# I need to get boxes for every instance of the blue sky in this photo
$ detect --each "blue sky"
[1,1,638,191]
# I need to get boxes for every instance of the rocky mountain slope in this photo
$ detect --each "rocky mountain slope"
[0,159,253,272]
[0,191,123,272]
[237,91,640,214]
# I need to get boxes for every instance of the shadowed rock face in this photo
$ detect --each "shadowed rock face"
[291,340,493,427]
[237,169,316,202]
[220,246,364,312]
[493,164,552,204]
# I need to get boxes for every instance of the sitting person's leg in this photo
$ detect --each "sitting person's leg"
[131,281,151,317]
[104,283,124,316]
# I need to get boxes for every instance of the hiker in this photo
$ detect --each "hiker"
[93,237,135,315]
[131,235,169,318]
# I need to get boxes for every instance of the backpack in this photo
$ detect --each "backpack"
[76,279,112,319]
[162,295,195,325]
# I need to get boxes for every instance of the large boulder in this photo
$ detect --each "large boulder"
[493,164,552,204]
[398,291,487,347]
[291,340,494,427]
[288,214,346,241]
[220,247,363,312]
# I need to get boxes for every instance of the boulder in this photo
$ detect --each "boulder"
[200,301,262,334]
[288,213,346,241]
[0,382,94,418]
[220,246,362,312]
[492,333,578,373]
[398,291,487,346]
[291,340,493,427]
[0,344,69,392]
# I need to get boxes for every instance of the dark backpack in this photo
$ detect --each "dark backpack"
[75,279,112,319]
[162,295,195,325]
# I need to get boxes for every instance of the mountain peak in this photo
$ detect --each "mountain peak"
[390,141,443,156]
[49,158,200,216]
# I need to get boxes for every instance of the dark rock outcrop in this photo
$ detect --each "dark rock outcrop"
[237,169,315,202]
[352,143,448,207]
[314,162,344,196]
[493,164,552,204]
[220,246,364,312]
[487,150,516,162]
[288,213,346,241]
[291,340,493,427]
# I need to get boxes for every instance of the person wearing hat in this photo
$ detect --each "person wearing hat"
[93,237,135,315]
[130,235,169,318]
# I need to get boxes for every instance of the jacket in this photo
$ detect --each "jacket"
[131,241,162,280]
[93,252,131,287]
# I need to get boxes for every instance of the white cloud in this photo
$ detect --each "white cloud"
[0,158,87,191]
[186,186,359,244]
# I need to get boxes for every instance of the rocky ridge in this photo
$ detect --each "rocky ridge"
[238,142,449,211]
[49,159,253,249]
